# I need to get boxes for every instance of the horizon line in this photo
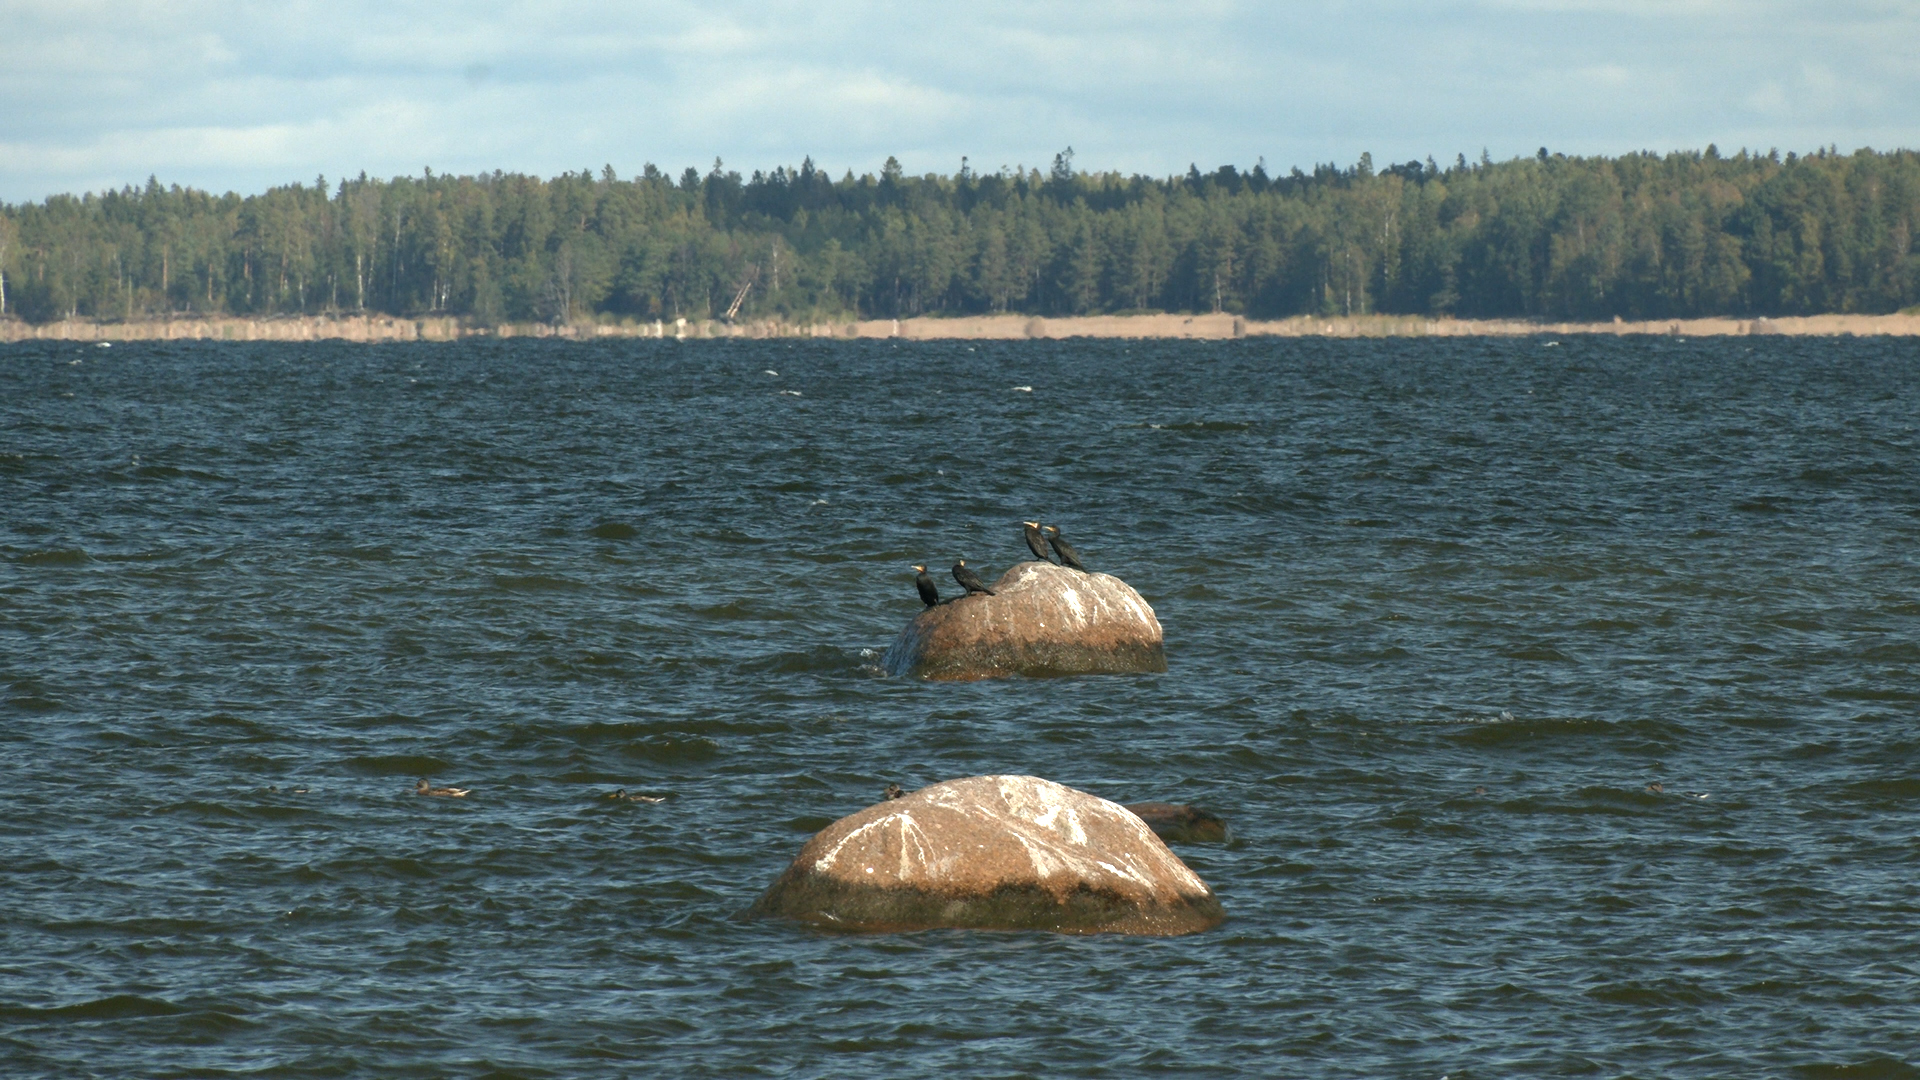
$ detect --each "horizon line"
[5,141,1904,206]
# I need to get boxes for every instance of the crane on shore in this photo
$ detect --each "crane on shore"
[723,266,759,323]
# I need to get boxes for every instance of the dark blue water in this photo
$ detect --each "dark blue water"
[4,335,1918,1078]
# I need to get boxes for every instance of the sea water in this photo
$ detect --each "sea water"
[3,335,1917,1077]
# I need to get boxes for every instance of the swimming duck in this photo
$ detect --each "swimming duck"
[601,788,665,803]
[883,783,907,800]
[1123,802,1230,844]
[416,778,470,797]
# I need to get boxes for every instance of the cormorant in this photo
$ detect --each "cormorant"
[416,777,470,797]
[1022,521,1052,562]
[1041,525,1087,571]
[912,564,941,607]
[951,559,995,595]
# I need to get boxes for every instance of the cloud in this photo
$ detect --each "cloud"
[1,0,1916,201]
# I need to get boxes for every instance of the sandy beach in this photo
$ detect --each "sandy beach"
[5,310,1919,345]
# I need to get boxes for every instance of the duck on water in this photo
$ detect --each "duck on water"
[601,788,666,804]
[416,778,470,797]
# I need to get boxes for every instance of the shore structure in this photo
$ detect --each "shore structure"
[5,310,1920,344]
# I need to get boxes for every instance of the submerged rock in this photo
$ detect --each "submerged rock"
[881,561,1166,680]
[749,775,1225,936]
[1123,802,1231,844]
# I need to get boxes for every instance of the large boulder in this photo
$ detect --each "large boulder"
[749,775,1225,936]
[882,561,1167,680]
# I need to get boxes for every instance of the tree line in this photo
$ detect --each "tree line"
[2,145,1916,325]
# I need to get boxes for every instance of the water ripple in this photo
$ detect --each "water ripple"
[2,336,1917,1077]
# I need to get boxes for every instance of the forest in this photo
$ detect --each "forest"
[1,146,1916,325]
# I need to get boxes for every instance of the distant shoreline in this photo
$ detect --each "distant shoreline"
[5,310,1919,344]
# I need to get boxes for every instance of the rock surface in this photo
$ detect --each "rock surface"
[881,561,1166,680]
[749,775,1225,935]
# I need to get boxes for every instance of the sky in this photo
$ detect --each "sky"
[2,0,1917,203]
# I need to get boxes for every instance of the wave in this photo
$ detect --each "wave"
[1130,420,1253,433]
[489,574,586,592]
[343,754,452,776]
[738,645,886,676]
[0,994,186,1021]
[12,547,92,566]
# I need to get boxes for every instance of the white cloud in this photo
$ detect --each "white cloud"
[1473,0,1761,12]
[0,0,1916,201]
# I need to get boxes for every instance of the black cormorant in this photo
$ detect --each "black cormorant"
[1022,521,1052,562]
[951,559,995,595]
[1041,525,1087,571]
[912,564,941,607]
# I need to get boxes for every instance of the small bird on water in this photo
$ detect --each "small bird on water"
[951,559,995,596]
[416,778,469,797]
[1021,521,1052,562]
[602,788,666,803]
[883,783,907,800]
[1041,525,1087,571]
[912,564,941,607]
